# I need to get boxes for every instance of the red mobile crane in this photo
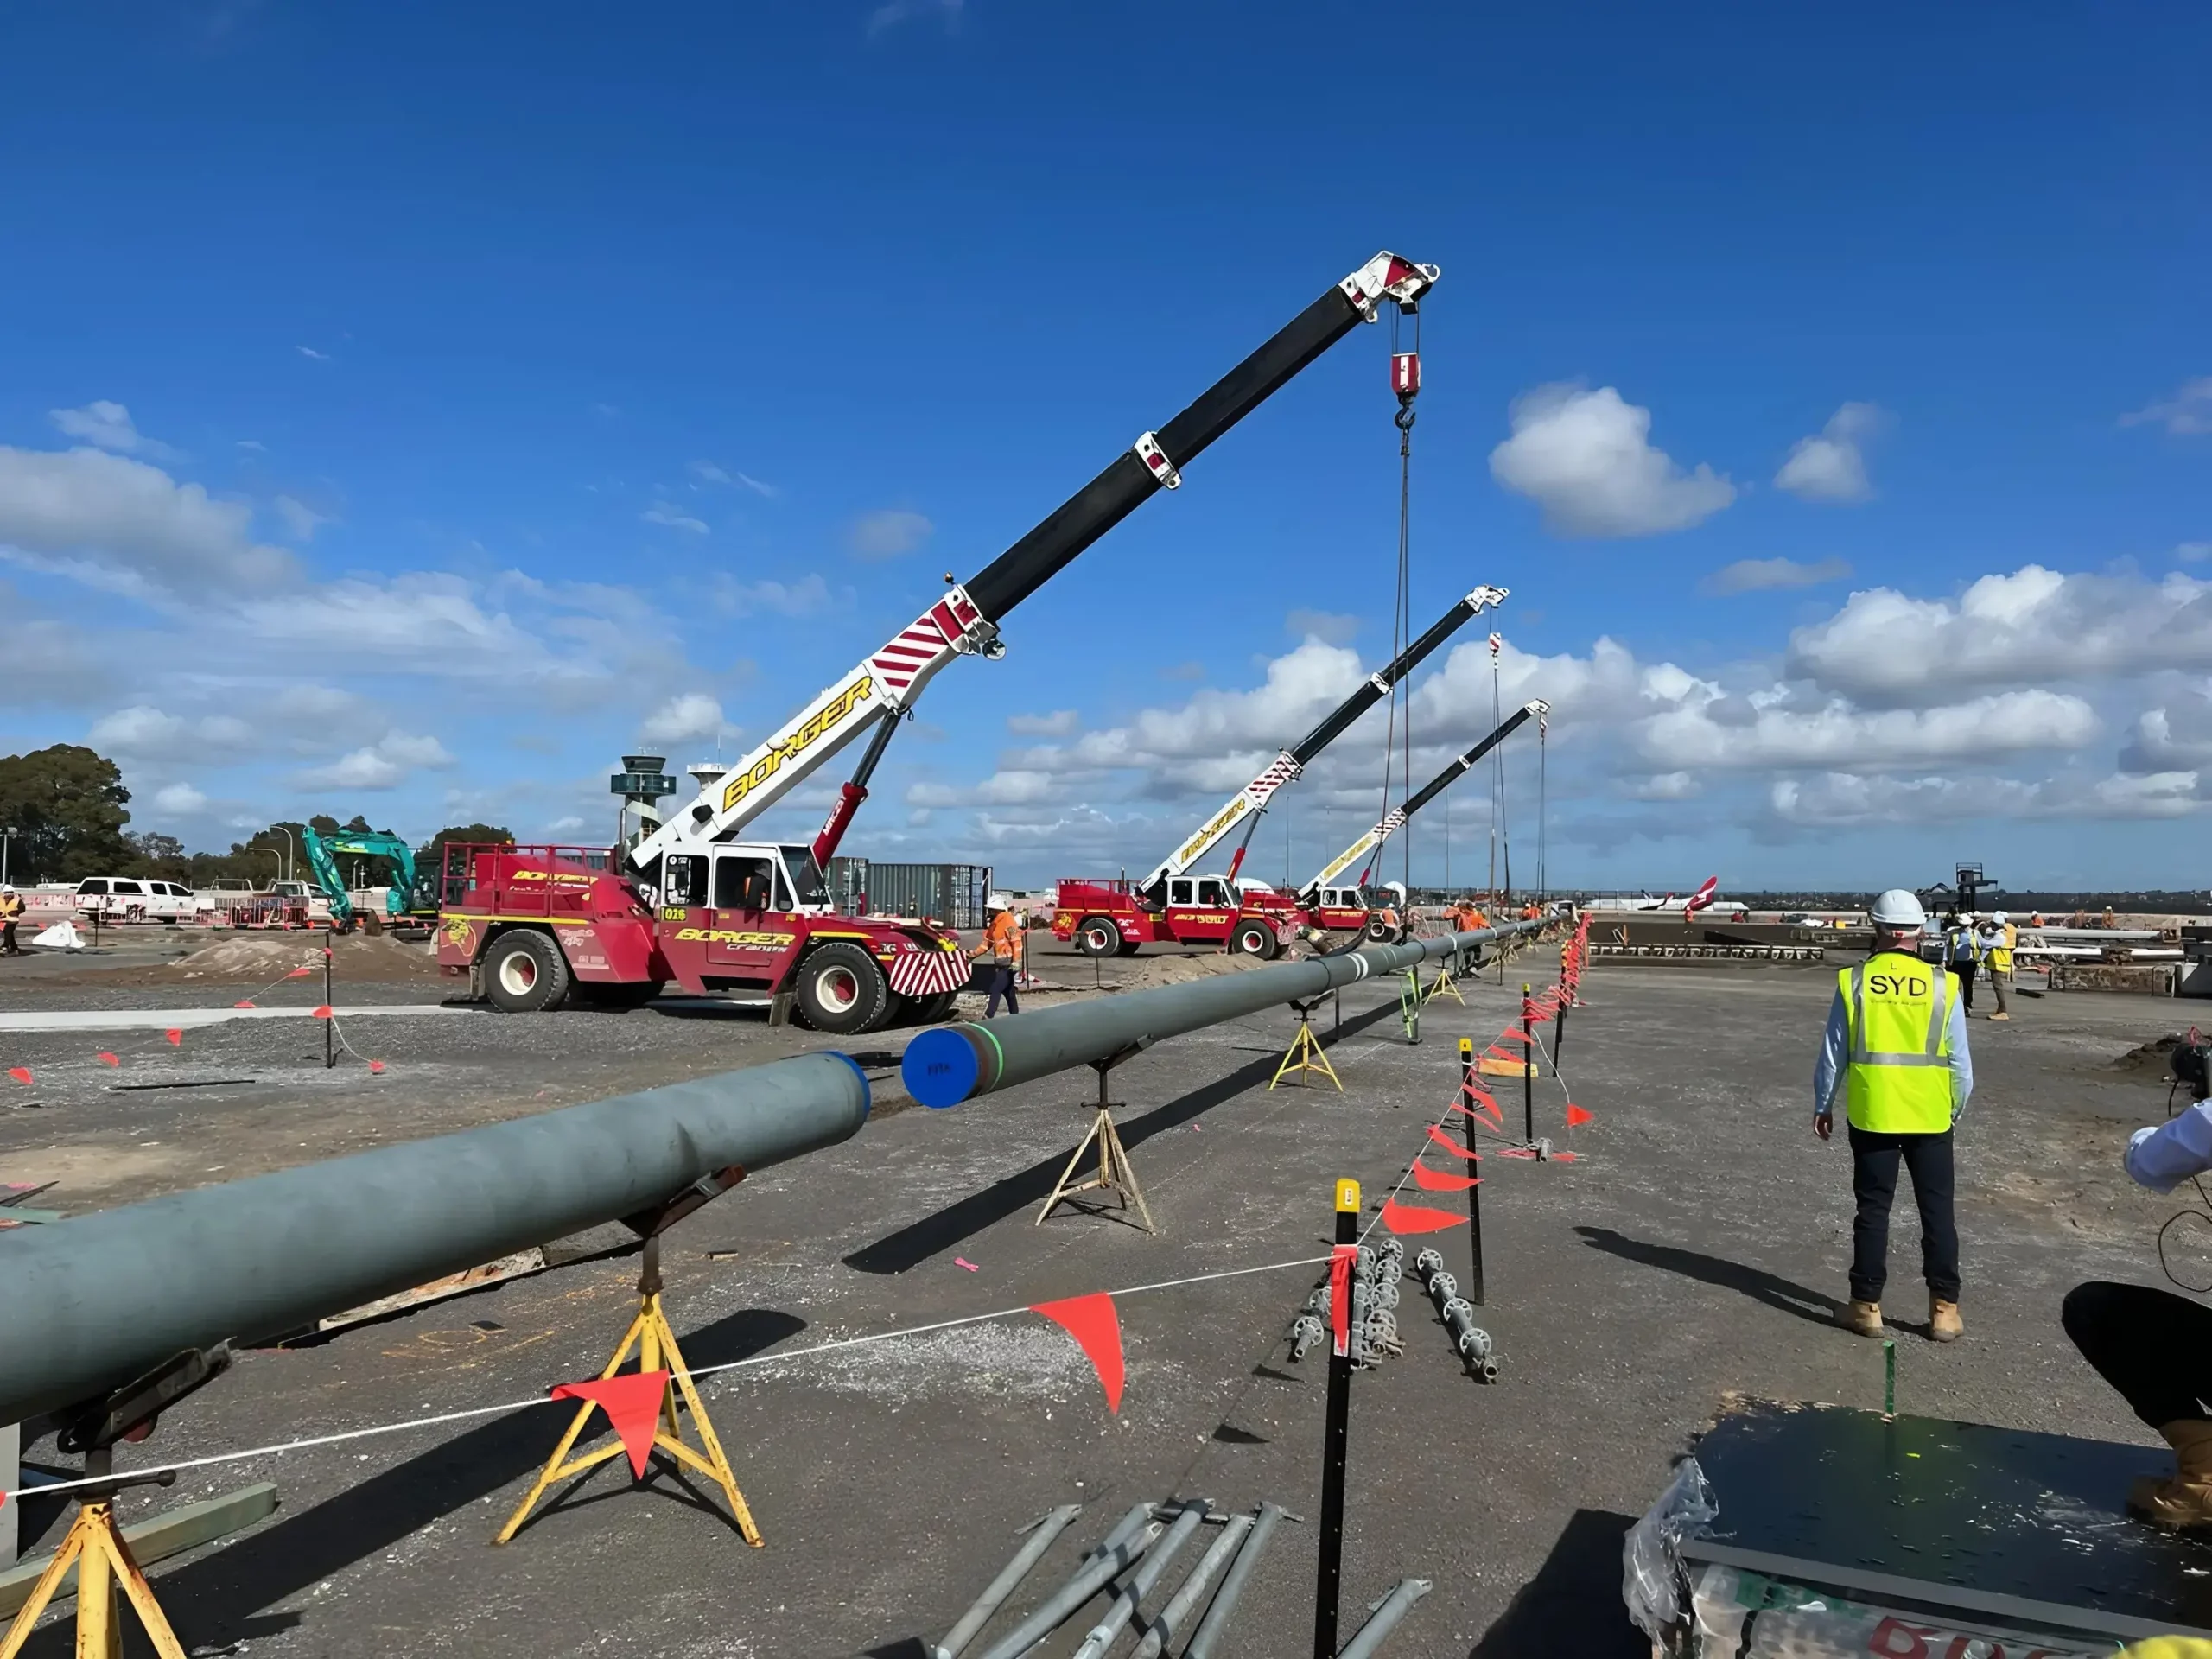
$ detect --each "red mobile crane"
[438,251,1442,1032]
[1051,586,1508,958]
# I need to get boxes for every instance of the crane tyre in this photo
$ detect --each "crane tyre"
[792,941,889,1035]
[1116,940,1141,957]
[909,991,959,1025]
[574,979,666,1009]
[1230,919,1275,958]
[485,929,571,1013]
[1075,917,1122,958]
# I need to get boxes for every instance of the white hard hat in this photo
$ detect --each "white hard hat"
[1992,910,2008,924]
[1869,888,1927,928]
[986,892,1014,911]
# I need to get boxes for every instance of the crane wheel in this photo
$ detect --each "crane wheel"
[573,979,666,1009]
[908,991,959,1025]
[1075,917,1123,958]
[791,941,890,1035]
[484,929,572,1013]
[1230,919,1277,959]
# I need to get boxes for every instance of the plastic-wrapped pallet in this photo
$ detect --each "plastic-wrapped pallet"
[1684,1562,2106,1659]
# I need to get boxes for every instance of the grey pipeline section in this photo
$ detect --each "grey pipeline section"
[906,921,1543,1107]
[0,1052,873,1427]
[932,1503,1084,1659]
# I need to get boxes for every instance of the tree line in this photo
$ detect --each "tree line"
[0,743,512,888]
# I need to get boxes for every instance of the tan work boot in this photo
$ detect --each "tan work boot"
[1929,1296,1963,1342]
[1987,1012,2011,1021]
[2131,1421,2212,1527]
[1840,1299,1884,1338]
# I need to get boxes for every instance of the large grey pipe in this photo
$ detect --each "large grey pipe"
[0,1052,871,1427]
[903,922,1542,1108]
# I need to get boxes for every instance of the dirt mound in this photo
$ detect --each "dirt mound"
[2114,1030,2212,1072]
[169,933,440,983]
[1111,950,1274,992]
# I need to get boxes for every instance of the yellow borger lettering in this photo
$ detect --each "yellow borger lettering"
[1840,954,1959,1134]
[1171,797,1249,867]
[722,676,875,813]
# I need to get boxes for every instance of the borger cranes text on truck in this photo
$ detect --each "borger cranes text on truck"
[1051,586,1508,959]
[436,250,1442,1033]
[1302,699,1548,939]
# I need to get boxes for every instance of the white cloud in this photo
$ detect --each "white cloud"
[1774,403,1885,503]
[49,401,180,461]
[1007,709,1079,737]
[2179,543,2212,563]
[867,0,961,37]
[849,508,931,559]
[1489,384,1736,537]
[639,693,729,747]
[1787,565,2212,703]
[690,461,777,498]
[1627,772,1700,801]
[88,705,256,758]
[643,502,709,535]
[1772,769,2203,825]
[2122,378,2212,436]
[236,439,266,453]
[715,573,834,617]
[1286,607,1360,645]
[0,445,297,592]
[296,346,330,362]
[2122,693,2212,772]
[296,731,454,791]
[272,495,331,542]
[1701,556,1853,596]
[1641,688,2098,771]
[908,769,1057,808]
[151,782,207,814]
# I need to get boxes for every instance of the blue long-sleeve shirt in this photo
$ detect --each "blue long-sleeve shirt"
[1813,964,1974,1122]
[2126,1103,2212,1192]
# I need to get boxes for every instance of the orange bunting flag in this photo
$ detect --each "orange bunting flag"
[1328,1244,1357,1356]
[6,1067,29,1086]
[311,1005,334,1019]
[287,967,314,979]
[1411,1161,1482,1192]
[1032,1293,1125,1412]
[549,1371,670,1478]
[97,1052,119,1067]
[368,1059,385,1074]
[1380,1196,1468,1235]
[1494,1027,1532,1045]
[1566,1103,1593,1128]
[165,1029,182,1046]
[232,1000,257,1009]
[1452,1100,1504,1129]
[1426,1124,1481,1162]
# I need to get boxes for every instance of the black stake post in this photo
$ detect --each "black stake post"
[1520,983,1535,1147]
[1553,985,1571,1076]
[1313,1176,1360,1659]
[1458,1038,1484,1306]
[324,938,334,1069]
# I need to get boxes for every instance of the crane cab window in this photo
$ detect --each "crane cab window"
[664,855,709,908]
[713,854,782,912]
[1166,878,1197,907]
[1196,878,1229,906]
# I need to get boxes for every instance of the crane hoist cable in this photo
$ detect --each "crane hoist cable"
[1536,708,1548,901]
[1487,632,1503,899]
[1375,302,1422,896]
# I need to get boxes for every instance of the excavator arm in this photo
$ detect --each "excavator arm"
[1137,586,1509,894]
[1299,700,1548,899]
[629,251,1442,876]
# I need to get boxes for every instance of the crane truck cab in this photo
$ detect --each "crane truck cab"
[437,839,967,1034]
[1052,873,1294,960]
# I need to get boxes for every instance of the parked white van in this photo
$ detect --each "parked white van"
[74,877,197,924]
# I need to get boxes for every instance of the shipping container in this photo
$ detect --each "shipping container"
[825,859,993,931]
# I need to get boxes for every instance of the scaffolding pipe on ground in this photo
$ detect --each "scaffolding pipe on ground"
[902,921,1544,1109]
[0,1053,873,1428]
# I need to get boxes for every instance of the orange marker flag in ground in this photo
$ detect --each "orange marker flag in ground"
[1427,1124,1481,1162]
[1411,1161,1481,1193]
[165,1028,182,1046]
[6,1067,29,1086]
[1566,1103,1593,1128]
[97,1052,119,1067]
[1381,1196,1468,1235]
[368,1059,386,1074]
[232,1000,256,1009]
[549,1371,670,1478]
[311,1005,334,1019]
[1031,1293,1124,1413]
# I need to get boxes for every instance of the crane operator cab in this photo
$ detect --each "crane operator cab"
[658,842,836,983]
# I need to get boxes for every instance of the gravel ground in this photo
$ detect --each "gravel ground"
[3,957,2203,1656]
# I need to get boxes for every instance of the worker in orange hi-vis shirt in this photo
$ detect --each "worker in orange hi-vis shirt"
[969,894,1023,1019]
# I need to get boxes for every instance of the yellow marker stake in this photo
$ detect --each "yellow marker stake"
[1336,1177,1361,1214]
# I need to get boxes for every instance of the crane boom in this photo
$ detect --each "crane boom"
[1138,585,1509,893]
[628,251,1441,875]
[1300,700,1548,896]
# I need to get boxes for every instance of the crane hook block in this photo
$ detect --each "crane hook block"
[1133,431,1181,491]
[1392,352,1421,402]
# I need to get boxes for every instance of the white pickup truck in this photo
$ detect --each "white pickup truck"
[73,876,199,924]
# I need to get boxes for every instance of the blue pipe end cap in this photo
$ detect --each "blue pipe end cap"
[902,1027,980,1109]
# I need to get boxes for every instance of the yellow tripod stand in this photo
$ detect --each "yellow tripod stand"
[1271,998,1343,1090]
[1,1462,185,1659]
[497,1235,760,1547]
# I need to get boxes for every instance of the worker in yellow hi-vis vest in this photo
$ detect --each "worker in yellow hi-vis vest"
[1814,888,1974,1344]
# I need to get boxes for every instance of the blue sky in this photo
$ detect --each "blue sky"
[2,2,2206,892]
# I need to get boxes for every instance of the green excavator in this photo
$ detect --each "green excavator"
[300,828,437,934]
